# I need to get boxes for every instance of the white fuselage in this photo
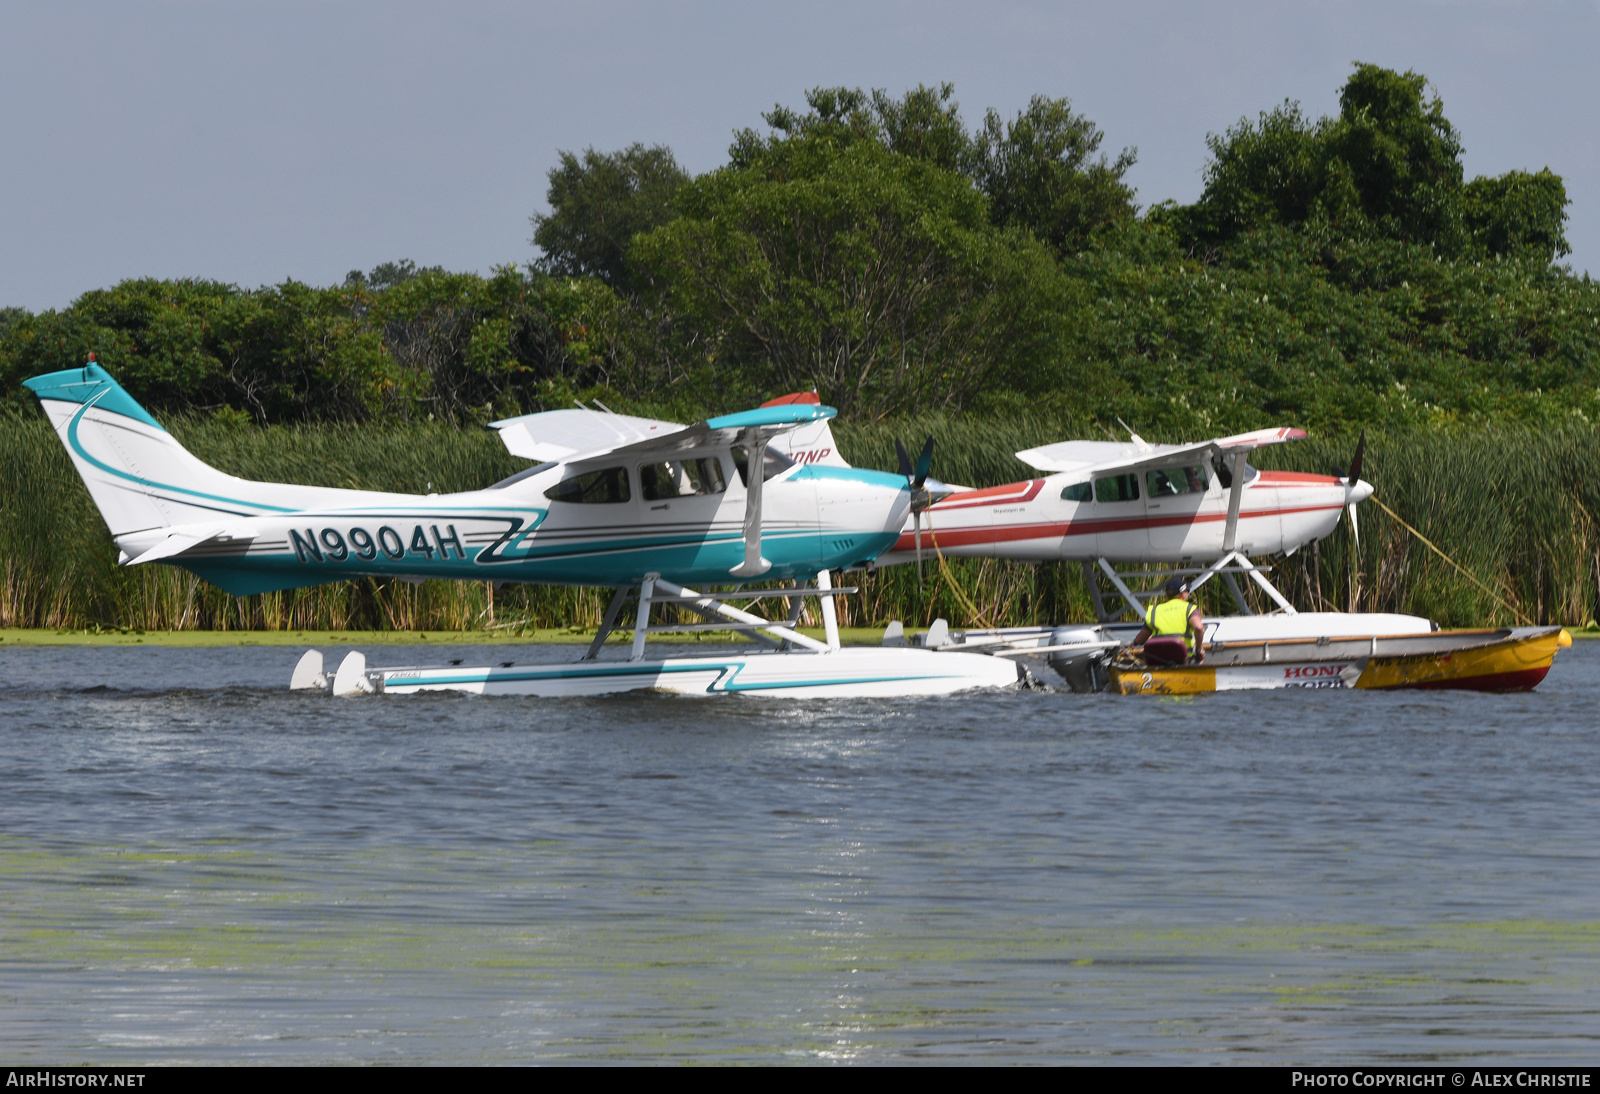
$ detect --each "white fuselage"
[880,466,1365,565]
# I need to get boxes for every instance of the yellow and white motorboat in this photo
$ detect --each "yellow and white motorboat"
[1106,626,1571,695]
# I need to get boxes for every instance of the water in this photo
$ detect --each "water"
[2,640,1598,1064]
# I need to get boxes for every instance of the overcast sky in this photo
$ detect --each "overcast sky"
[3,0,1596,312]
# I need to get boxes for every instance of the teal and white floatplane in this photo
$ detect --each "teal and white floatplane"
[24,364,1018,699]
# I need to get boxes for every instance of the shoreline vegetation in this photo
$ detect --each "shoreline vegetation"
[0,623,889,649]
[6,417,1600,632]
[4,66,1599,633]
[0,626,891,647]
[4,628,1594,648]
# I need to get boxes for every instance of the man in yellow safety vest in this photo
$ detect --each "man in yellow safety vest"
[1134,576,1206,666]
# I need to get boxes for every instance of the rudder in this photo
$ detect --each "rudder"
[23,364,266,537]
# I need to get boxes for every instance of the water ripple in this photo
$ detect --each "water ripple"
[0,642,1597,1062]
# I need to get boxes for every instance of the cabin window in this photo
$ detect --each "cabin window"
[1210,457,1257,490]
[731,446,795,486]
[1145,465,1209,497]
[545,466,631,504]
[1060,481,1092,502]
[1094,473,1140,503]
[640,458,727,500]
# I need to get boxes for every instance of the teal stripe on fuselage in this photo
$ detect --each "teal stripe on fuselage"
[184,527,900,596]
[61,397,296,515]
[790,464,908,490]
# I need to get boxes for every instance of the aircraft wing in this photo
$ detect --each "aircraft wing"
[489,408,687,463]
[490,403,839,467]
[1015,427,1307,478]
[1014,439,1211,475]
[762,391,852,467]
[1212,426,1308,451]
[588,404,839,464]
[123,524,258,566]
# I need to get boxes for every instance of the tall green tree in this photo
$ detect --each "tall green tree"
[632,130,1075,418]
[1174,64,1570,262]
[531,144,689,294]
[1324,64,1465,247]
[870,83,971,173]
[1462,169,1571,261]
[970,95,1138,255]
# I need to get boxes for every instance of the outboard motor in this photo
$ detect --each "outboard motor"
[1047,625,1114,693]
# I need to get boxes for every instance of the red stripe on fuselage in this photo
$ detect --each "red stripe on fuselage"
[931,480,1046,510]
[890,500,1345,552]
[1255,470,1343,485]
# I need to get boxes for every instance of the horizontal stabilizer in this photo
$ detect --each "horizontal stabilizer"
[125,526,257,566]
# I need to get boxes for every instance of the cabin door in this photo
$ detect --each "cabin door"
[1144,463,1212,556]
[1088,472,1146,561]
[636,455,740,571]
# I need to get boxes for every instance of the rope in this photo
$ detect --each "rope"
[1365,494,1532,626]
[926,528,999,630]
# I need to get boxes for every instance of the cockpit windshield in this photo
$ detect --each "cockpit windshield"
[488,461,557,490]
[1210,457,1259,490]
[731,446,795,486]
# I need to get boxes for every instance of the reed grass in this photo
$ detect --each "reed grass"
[3,408,1595,632]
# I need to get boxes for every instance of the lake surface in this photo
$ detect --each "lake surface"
[2,639,1597,1064]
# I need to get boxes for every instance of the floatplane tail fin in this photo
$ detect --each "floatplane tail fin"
[23,363,370,571]
[762,391,851,468]
[22,363,274,539]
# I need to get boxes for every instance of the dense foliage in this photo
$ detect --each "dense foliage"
[4,66,1593,437]
[5,414,1598,631]
[0,265,617,424]
[5,66,1600,629]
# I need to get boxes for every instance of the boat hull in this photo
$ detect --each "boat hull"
[1108,627,1566,696]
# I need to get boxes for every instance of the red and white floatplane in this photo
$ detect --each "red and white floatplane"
[850,424,1570,694]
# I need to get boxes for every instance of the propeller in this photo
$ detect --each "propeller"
[1332,430,1368,613]
[895,435,940,580]
[1340,429,1366,556]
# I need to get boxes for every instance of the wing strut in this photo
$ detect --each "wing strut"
[1221,451,1246,553]
[731,428,772,578]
